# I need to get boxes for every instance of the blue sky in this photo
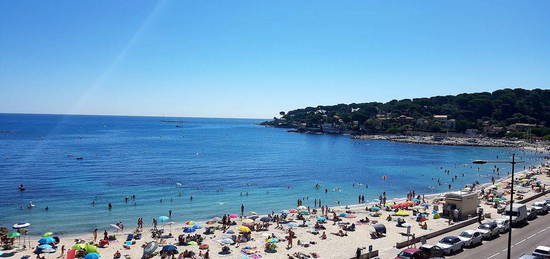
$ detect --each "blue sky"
[1,0,549,118]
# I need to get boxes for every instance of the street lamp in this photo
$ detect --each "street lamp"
[472,154,524,259]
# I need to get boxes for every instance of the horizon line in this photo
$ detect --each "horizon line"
[0,112,270,120]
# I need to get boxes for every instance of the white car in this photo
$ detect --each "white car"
[494,218,510,233]
[457,230,483,247]
[532,205,547,215]
[532,245,550,258]
[435,236,464,255]
[477,222,499,239]
[533,202,549,213]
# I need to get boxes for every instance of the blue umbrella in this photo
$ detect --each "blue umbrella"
[38,237,56,245]
[84,253,100,259]
[183,227,195,233]
[316,216,326,221]
[192,224,202,229]
[161,245,178,253]
[412,198,421,203]
[339,213,348,217]
[38,244,53,249]
[157,216,169,223]
[370,207,381,211]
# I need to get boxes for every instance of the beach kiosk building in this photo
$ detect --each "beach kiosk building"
[443,191,479,221]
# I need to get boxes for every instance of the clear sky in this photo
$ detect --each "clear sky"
[1,0,549,119]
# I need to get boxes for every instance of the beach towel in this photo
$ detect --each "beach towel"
[66,249,76,259]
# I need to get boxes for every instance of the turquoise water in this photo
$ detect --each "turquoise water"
[0,114,545,234]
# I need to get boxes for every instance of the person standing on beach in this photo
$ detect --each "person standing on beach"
[93,229,97,241]
[240,204,245,218]
[59,245,65,258]
[103,230,108,240]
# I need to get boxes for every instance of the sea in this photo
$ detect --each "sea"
[0,113,546,235]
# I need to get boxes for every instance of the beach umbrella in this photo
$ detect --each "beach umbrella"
[289,209,298,213]
[219,238,234,245]
[142,242,158,255]
[370,207,381,212]
[13,222,31,229]
[161,245,178,253]
[316,216,326,221]
[339,213,348,217]
[229,214,238,219]
[242,219,254,224]
[109,224,121,231]
[185,221,195,226]
[199,244,209,250]
[248,211,257,216]
[372,224,386,234]
[84,253,100,259]
[395,210,410,216]
[38,244,53,250]
[280,210,289,214]
[187,241,198,246]
[38,237,56,244]
[260,217,271,222]
[41,232,54,237]
[284,222,299,229]
[412,198,421,203]
[41,248,56,253]
[238,226,251,233]
[157,216,169,223]
[192,224,202,229]
[72,244,86,250]
[8,232,21,238]
[183,227,195,233]
[85,244,98,254]
[297,205,307,210]
[298,211,310,215]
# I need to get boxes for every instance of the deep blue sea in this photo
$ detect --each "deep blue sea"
[0,114,545,234]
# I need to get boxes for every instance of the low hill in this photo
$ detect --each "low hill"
[262,88,550,139]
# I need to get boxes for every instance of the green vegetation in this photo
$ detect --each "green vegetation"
[263,88,550,139]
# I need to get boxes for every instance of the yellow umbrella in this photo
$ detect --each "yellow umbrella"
[85,244,98,253]
[238,226,251,233]
[395,210,410,216]
[185,221,195,225]
[42,232,54,237]
[242,219,254,224]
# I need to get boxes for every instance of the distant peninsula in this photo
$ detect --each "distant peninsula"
[262,88,550,141]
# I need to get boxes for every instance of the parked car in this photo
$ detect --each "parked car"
[477,222,499,239]
[419,244,446,259]
[504,203,527,225]
[457,230,483,247]
[518,254,544,259]
[435,236,464,255]
[532,204,547,215]
[494,218,510,233]
[532,246,550,258]
[533,202,549,214]
[527,206,538,220]
[395,248,427,259]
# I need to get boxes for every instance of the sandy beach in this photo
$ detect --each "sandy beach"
[3,152,549,259]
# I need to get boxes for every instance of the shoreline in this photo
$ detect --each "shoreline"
[23,156,549,240]
[7,160,549,259]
